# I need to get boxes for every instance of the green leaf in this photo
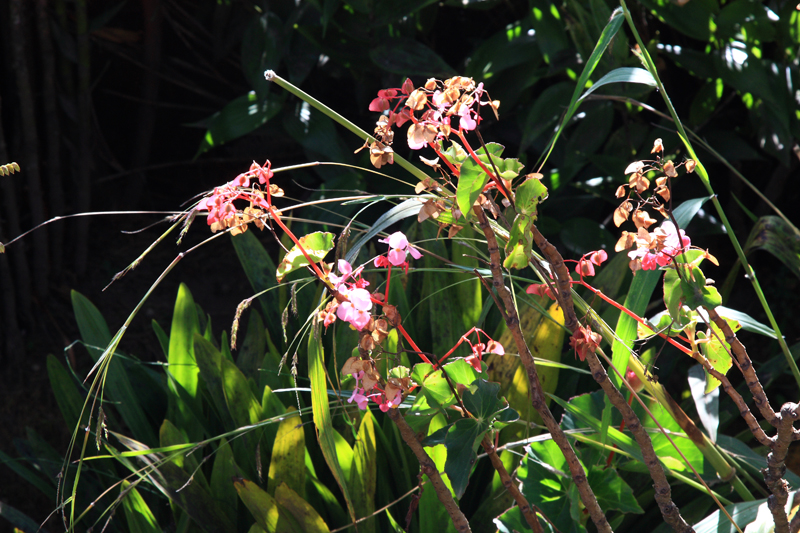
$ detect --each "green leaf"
[166,284,202,442]
[538,6,624,168]
[47,354,87,432]
[579,67,656,100]
[345,199,422,264]
[514,174,548,218]
[687,365,720,443]
[308,323,357,522]
[121,480,160,533]
[421,380,518,498]
[0,501,42,533]
[235,477,295,533]
[274,483,331,533]
[699,318,739,393]
[195,92,283,157]
[276,232,334,282]
[210,438,240,527]
[587,465,643,514]
[410,360,481,412]
[238,309,267,378]
[456,154,492,218]
[518,439,584,533]
[744,216,800,279]
[503,215,533,270]
[680,265,722,310]
[349,411,377,533]
[268,407,306,497]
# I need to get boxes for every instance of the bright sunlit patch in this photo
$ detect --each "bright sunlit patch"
[585,177,604,187]
[724,42,748,70]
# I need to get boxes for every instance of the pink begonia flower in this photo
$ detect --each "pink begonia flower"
[329,259,353,288]
[576,258,596,277]
[526,283,555,300]
[379,391,403,412]
[460,111,476,131]
[348,388,370,410]
[336,287,372,330]
[590,249,608,266]
[628,222,691,270]
[380,232,422,266]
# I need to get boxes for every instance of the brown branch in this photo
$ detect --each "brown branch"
[764,403,797,533]
[529,223,693,532]
[706,308,778,426]
[474,206,612,533]
[481,435,543,533]
[386,408,471,532]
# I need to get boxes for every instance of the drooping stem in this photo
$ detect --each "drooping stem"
[386,408,471,532]
[473,206,612,533]
[529,223,693,532]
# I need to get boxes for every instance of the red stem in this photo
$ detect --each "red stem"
[576,279,693,355]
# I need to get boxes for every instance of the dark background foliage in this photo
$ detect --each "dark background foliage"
[1,0,799,528]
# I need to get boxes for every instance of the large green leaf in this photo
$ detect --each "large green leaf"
[235,477,295,533]
[120,480,160,533]
[267,407,306,497]
[369,38,454,77]
[579,67,656,100]
[350,411,377,533]
[308,322,356,521]
[210,438,239,527]
[166,283,202,442]
[421,380,518,498]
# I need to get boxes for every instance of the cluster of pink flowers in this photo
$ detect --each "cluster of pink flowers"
[626,221,691,270]
[320,259,372,330]
[321,231,421,331]
[575,249,608,277]
[341,357,408,412]
[196,160,278,233]
[464,337,505,372]
[368,76,496,152]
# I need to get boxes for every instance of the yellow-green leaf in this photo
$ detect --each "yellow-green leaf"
[268,407,305,497]
[308,322,357,521]
[121,480,159,533]
[275,483,331,533]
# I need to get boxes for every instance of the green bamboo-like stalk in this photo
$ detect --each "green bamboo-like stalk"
[618,0,800,389]
[264,70,432,184]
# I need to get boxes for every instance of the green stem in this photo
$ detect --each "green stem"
[265,70,431,184]
[618,0,800,389]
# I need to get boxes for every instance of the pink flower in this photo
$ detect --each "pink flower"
[379,391,402,412]
[628,222,691,271]
[459,112,476,131]
[348,388,370,410]
[336,288,372,330]
[526,283,555,300]
[380,232,422,266]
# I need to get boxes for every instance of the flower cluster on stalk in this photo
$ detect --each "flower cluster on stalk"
[195,160,284,235]
[365,76,499,158]
[612,139,711,272]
